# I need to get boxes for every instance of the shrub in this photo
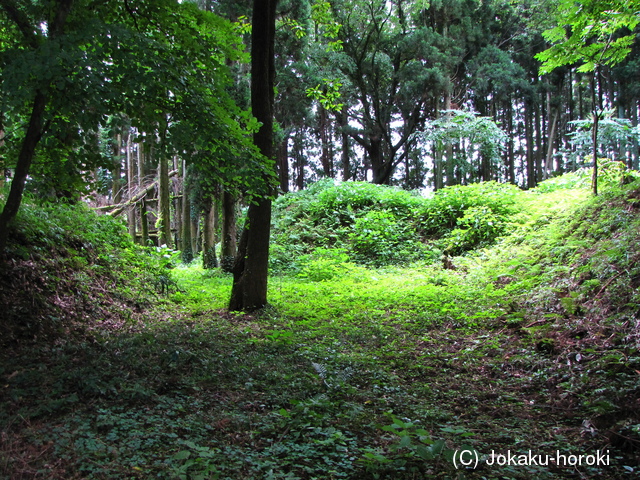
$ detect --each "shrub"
[349,211,425,266]
[443,205,509,254]
[416,181,524,253]
[271,180,424,267]
[271,180,525,267]
[297,247,358,281]
[417,181,523,237]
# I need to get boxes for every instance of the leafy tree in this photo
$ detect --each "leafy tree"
[323,0,454,185]
[536,0,640,194]
[566,114,640,166]
[0,0,264,251]
[422,110,508,184]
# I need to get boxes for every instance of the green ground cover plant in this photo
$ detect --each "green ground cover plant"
[1,172,639,479]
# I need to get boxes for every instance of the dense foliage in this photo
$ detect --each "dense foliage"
[270,179,525,270]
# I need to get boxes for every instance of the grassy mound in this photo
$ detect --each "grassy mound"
[0,198,169,346]
[270,179,526,271]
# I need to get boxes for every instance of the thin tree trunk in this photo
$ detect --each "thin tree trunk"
[112,133,123,204]
[506,100,515,184]
[140,200,149,247]
[544,108,559,179]
[0,91,47,251]
[220,189,237,272]
[340,105,351,181]
[181,164,193,263]
[534,102,543,183]
[591,70,599,196]
[295,131,305,189]
[525,100,536,189]
[443,95,455,186]
[191,208,199,256]
[125,131,137,242]
[319,105,333,177]
[202,196,218,269]
[158,154,172,248]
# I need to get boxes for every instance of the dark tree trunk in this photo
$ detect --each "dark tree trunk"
[229,0,278,312]
[369,134,393,184]
[112,134,123,204]
[0,91,47,251]
[339,106,351,181]
[125,132,137,242]
[319,105,333,178]
[534,101,543,183]
[181,166,193,263]
[506,100,515,184]
[525,100,536,189]
[295,131,305,189]
[158,154,172,248]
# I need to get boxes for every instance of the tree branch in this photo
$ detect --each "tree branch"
[0,0,40,48]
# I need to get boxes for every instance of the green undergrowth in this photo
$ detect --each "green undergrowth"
[270,179,527,271]
[0,195,173,346]
[2,172,640,479]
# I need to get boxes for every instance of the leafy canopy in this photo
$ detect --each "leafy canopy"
[0,0,270,197]
[536,0,640,74]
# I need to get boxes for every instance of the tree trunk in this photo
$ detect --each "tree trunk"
[591,70,599,196]
[181,169,193,263]
[112,133,123,204]
[140,200,150,247]
[229,0,277,312]
[534,101,543,183]
[0,91,47,252]
[277,138,289,192]
[125,131,137,242]
[220,189,237,272]
[0,0,73,252]
[369,134,393,184]
[191,207,199,256]
[319,105,333,178]
[506,100,515,184]
[202,196,218,269]
[525,100,536,189]
[544,107,559,179]
[340,105,351,181]
[158,144,172,248]
[295,131,305,189]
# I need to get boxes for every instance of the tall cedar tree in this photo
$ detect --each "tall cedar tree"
[229,0,277,311]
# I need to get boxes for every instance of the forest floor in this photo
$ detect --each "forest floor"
[1,181,640,479]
